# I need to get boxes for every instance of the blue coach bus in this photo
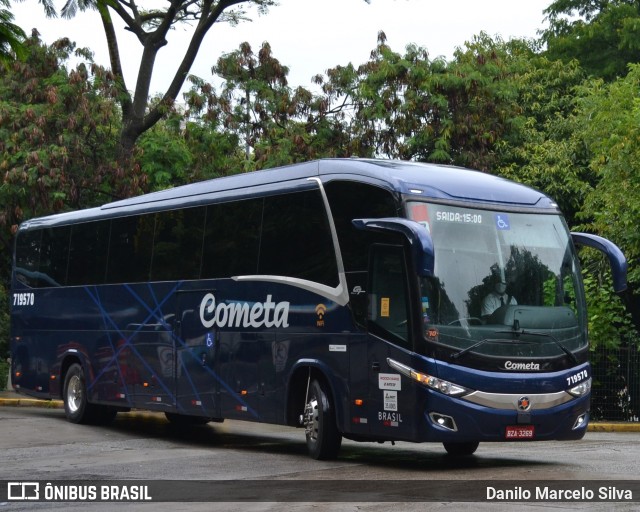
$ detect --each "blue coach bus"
[10,158,627,458]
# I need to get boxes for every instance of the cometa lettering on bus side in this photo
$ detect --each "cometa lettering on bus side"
[199,293,290,329]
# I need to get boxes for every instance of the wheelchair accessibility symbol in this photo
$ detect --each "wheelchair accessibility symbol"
[495,214,510,230]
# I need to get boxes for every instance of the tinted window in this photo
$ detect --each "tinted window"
[151,207,205,281]
[38,226,71,286]
[68,220,110,286]
[201,199,262,278]
[259,189,338,286]
[325,181,398,271]
[14,229,42,288]
[106,215,154,284]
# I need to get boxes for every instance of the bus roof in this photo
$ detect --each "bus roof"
[19,158,558,229]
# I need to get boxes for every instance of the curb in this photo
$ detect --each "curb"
[2,395,640,432]
[0,397,63,408]
[586,422,640,433]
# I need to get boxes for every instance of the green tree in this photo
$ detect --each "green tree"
[136,101,193,190]
[22,0,278,165]
[572,65,640,338]
[318,32,447,160]
[495,55,592,226]
[0,0,26,65]
[318,32,528,169]
[0,34,123,356]
[576,66,640,276]
[212,41,291,166]
[186,41,351,170]
[443,34,529,170]
[24,0,331,168]
[0,35,124,239]
[542,0,640,80]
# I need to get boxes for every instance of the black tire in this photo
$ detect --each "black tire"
[165,412,211,426]
[63,363,117,425]
[443,441,479,456]
[303,378,342,460]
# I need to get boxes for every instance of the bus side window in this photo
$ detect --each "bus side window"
[259,190,338,287]
[15,229,42,288]
[38,226,71,287]
[68,220,110,286]
[106,215,155,284]
[151,207,205,281]
[368,244,410,346]
[201,198,262,279]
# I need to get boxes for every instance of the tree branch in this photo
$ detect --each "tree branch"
[97,2,132,117]
[142,0,246,132]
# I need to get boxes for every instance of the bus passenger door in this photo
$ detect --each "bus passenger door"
[174,293,220,418]
[365,244,416,440]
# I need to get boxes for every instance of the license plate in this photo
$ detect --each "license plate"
[505,425,535,439]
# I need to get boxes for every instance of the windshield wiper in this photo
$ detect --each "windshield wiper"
[494,327,578,365]
[451,325,578,364]
[450,337,531,360]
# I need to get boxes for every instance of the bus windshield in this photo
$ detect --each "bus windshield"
[407,202,588,360]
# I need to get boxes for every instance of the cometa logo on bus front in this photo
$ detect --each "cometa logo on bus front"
[199,293,290,329]
[504,361,541,371]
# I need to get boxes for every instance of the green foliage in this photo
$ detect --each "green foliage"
[137,119,193,191]
[33,0,279,164]
[543,0,640,80]
[0,281,8,359]
[576,65,640,287]
[582,261,638,350]
[186,42,351,170]
[317,32,528,169]
[0,34,126,350]
[495,56,592,225]
[0,35,123,252]
[0,0,26,65]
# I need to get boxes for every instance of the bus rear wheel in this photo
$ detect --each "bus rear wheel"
[443,441,479,456]
[303,378,342,460]
[63,363,116,425]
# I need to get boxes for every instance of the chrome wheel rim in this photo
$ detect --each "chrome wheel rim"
[304,397,319,442]
[67,375,83,413]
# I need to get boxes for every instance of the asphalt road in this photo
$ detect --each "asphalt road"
[1,405,640,511]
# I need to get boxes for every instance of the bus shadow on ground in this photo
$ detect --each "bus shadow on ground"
[89,410,560,474]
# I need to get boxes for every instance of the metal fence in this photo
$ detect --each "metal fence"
[591,344,640,422]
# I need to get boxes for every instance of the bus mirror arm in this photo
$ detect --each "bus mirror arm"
[571,232,628,293]
[352,218,435,277]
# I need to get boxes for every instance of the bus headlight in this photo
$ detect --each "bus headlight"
[387,358,471,397]
[568,377,592,397]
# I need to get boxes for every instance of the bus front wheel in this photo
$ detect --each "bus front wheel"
[303,378,342,460]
